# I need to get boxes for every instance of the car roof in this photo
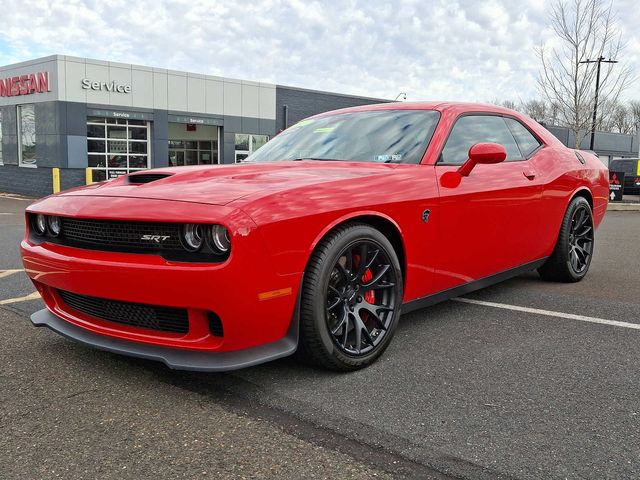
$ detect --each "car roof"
[313,101,522,117]
[309,100,565,146]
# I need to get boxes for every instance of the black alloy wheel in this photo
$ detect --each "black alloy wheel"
[538,196,594,282]
[298,223,403,371]
[568,204,594,274]
[326,240,397,356]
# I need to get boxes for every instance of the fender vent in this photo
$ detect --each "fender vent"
[127,173,173,184]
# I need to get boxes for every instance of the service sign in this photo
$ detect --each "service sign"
[609,171,625,202]
[0,71,50,97]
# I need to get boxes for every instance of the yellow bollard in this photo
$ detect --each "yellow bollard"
[52,168,60,194]
[85,167,93,185]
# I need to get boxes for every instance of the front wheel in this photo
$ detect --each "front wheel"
[298,223,403,371]
[538,196,594,282]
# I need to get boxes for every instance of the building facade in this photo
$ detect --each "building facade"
[1,55,638,198]
[545,125,640,166]
[0,55,384,197]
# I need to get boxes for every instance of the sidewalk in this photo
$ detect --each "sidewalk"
[609,194,640,211]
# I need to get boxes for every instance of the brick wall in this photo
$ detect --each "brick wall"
[0,165,86,198]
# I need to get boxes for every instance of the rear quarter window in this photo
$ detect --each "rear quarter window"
[504,118,542,158]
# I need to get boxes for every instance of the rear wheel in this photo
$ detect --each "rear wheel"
[298,223,403,371]
[538,196,594,282]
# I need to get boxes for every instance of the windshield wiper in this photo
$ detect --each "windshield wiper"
[290,157,340,162]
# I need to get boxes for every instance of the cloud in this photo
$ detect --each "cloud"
[0,0,637,102]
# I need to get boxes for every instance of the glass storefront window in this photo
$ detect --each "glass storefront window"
[235,133,269,163]
[235,134,249,151]
[18,104,36,167]
[167,128,219,167]
[251,135,268,151]
[87,117,150,179]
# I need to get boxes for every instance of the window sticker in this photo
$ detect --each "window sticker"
[313,126,336,133]
[375,154,402,162]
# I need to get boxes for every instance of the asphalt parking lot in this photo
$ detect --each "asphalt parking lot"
[1,193,640,480]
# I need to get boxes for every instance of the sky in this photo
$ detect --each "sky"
[0,0,637,102]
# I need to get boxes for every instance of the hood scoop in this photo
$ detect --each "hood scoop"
[127,173,173,184]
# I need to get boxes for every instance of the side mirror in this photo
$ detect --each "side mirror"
[457,143,507,176]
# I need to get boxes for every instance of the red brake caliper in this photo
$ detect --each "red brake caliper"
[362,269,375,304]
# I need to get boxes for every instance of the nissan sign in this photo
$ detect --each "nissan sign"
[0,71,50,97]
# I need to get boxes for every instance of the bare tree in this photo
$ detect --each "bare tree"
[489,98,519,110]
[500,99,518,110]
[537,0,634,147]
[521,99,549,123]
[629,100,640,134]
[608,101,632,134]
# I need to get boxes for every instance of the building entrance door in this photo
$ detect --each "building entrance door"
[168,124,220,166]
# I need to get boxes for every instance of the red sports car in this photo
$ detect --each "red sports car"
[21,102,608,371]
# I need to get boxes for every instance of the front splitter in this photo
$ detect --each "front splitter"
[31,309,298,372]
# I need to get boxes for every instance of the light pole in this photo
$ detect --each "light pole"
[394,92,407,101]
[580,56,618,151]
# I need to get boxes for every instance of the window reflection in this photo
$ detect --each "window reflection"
[18,104,36,167]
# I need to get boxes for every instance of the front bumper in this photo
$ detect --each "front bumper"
[31,308,297,372]
[21,195,302,362]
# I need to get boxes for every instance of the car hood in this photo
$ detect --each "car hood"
[58,161,398,206]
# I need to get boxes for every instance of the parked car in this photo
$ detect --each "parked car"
[21,102,609,372]
[609,158,640,196]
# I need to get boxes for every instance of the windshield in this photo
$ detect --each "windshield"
[246,109,440,164]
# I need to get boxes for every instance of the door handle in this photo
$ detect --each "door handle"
[523,168,537,180]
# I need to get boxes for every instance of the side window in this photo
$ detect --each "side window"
[504,118,542,158]
[440,115,522,165]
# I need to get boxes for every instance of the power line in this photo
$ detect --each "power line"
[579,56,619,151]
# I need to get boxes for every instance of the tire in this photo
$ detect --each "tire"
[298,223,403,371]
[538,196,594,283]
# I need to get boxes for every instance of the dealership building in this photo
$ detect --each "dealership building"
[1,55,638,198]
[0,55,385,197]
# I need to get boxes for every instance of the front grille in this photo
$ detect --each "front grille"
[58,290,189,334]
[60,217,183,252]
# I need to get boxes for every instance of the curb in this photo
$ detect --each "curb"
[608,203,640,211]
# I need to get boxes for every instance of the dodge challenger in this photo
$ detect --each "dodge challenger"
[21,102,609,371]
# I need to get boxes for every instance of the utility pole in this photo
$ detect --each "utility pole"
[580,56,618,151]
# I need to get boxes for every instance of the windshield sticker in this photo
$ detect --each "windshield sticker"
[313,126,336,133]
[375,154,403,162]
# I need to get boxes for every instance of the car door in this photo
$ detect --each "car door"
[433,114,546,291]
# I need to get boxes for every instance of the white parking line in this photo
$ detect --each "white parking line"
[0,291,41,305]
[0,269,24,279]
[453,297,640,331]
[0,193,32,201]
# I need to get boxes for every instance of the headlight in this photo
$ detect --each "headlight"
[181,223,204,251]
[47,216,62,237]
[33,214,47,236]
[208,225,231,254]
